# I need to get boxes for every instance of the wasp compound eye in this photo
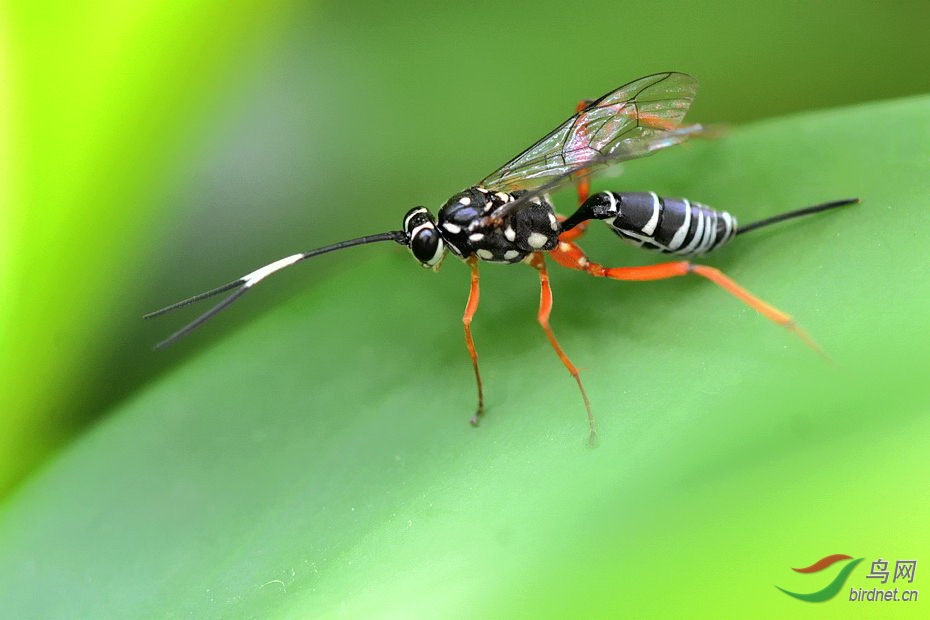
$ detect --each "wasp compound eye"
[411,227,443,266]
[403,207,445,267]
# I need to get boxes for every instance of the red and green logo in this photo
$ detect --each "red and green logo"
[776,554,864,602]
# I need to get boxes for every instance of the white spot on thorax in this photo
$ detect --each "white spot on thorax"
[443,222,462,234]
[468,233,484,242]
[458,196,471,205]
[547,212,558,231]
[476,249,494,260]
[527,232,548,249]
[503,250,519,260]
[504,226,516,241]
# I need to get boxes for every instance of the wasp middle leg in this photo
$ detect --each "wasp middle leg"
[529,253,597,444]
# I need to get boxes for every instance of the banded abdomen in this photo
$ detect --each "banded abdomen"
[572,191,738,257]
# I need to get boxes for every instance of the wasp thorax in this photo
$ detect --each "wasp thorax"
[508,201,560,252]
[403,207,446,269]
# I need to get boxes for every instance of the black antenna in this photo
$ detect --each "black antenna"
[145,231,408,349]
[737,198,859,236]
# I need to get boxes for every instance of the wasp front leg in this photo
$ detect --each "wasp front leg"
[463,256,485,426]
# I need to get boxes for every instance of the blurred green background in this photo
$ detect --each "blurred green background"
[4,0,930,495]
[1,1,929,616]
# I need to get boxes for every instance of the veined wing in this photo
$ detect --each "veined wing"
[478,72,699,193]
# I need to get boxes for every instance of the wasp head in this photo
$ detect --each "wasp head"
[402,207,446,270]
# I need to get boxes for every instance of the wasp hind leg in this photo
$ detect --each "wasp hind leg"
[529,253,597,445]
[548,239,827,359]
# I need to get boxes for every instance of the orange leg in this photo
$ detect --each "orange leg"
[576,178,591,207]
[549,240,826,357]
[529,253,597,444]
[463,256,485,425]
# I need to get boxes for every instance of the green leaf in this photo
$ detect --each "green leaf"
[0,0,294,495]
[1,95,928,618]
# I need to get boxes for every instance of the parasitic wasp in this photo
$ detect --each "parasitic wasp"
[146,72,857,443]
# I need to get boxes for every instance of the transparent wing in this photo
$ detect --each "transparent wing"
[479,72,699,193]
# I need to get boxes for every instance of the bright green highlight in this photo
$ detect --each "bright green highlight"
[0,0,295,494]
